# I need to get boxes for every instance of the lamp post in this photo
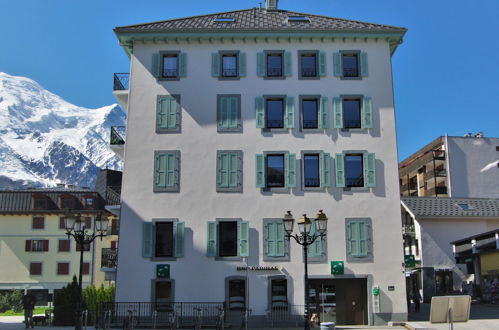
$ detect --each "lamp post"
[283,210,328,330]
[64,210,109,330]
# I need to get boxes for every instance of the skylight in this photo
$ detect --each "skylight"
[457,203,475,211]
[287,16,310,23]
[213,17,236,23]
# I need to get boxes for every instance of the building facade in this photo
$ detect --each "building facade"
[113,1,407,325]
[401,197,499,302]
[0,187,118,304]
[399,135,499,198]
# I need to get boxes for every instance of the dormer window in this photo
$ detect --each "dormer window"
[457,203,475,211]
[83,194,96,209]
[213,17,236,23]
[59,195,75,209]
[33,195,48,210]
[287,16,310,23]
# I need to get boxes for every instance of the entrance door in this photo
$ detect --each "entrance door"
[309,278,367,325]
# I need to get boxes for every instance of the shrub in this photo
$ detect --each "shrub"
[0,290,23,313]
[53,276,80,326]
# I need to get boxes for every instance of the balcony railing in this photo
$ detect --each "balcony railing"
[113,73,129,91]
[343,68,359,77]
[222,69,238,77]
[266,120,284,129]
[105,186,121,206]
[110,126,126,145]
[101,248,117,269]
[301,69,317,77]
[304,178,320,187]
[303,120,318,129]
[403,224,416,236]
[427,186,448,196]
[346,177,364,187]
[267,68,282,77]
[162,69,178,78]
[344,120,362,129]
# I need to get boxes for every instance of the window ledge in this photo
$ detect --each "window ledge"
[216,187,242,193]
[262,128,289,133]
[151,257,178,262]
[303,187,326,192]
[347,256,373,263]
[262,187,290,193]
[263,256,290,262]
[298,76,320,80]
[158,77,181,81]
[263,76,286,80]
[340,76,363,80]
[343,187,370,192]
[301,128,325,133]
[218,76,241,81]
[217,127,242,133]
[214,256,243,261]
[153,188,180,193]
[156,128,181,134]
[340,128,368,132]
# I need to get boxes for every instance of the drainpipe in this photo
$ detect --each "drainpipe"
[91,239,96,286]
[444,134,452,197]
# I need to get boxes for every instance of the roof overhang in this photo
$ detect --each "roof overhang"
[114,30,406,57]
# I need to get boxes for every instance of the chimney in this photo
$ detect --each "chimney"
[266,0,278,10]
[474,132,484,138]
[56,183,65,188]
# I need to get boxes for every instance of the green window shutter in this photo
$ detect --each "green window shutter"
[362,96,373,129]
[285,97,295,129]
[257,52,265,77]
[360,52,368,77]
[333,52,342,77]
[284,51,292,77]
[152,53,160,78]
[155,153,167,187]
[218,97,229,129]
[166,153,176,187]
[179,53,187,77]
[333,97,343,129]
[364,152,376,188]
[285,153,296,188]
[229,152,239,188]
[319,51,327,77]
[334,153,346,188]
[276,222,285,257]
[207,221,217,257]
[157,98,168,129]
[348,221,360,257]
[255,154,265,188]
[173,221,185,258]
[255,97,265,128]
[358,221,369,257]
[308,221,322,258]
[217,152,229,188]
[229,96,240,128]
[239,221,249,257]
[168,97,178,129]
[320,152,331,187]
[264,222,275,257]
[142,222,153,258]
[211,53,220,77]
[319,97,329,129]
[239,52,247,77]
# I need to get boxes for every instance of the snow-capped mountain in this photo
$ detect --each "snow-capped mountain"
[0,72,126,189]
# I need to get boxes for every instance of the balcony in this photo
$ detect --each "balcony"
[110,126,126,159]
[403,224,416,236]
[112,73,129,109]
[101,248,117,270]
[427,186,448,196]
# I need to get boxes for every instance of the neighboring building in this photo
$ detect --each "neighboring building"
[0,186,118,304]
[112,0,407,326]
[399,134,499,198]
[401,196,499,302]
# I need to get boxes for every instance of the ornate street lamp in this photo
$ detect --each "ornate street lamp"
[283,210,328,330]
[64,210,109,330]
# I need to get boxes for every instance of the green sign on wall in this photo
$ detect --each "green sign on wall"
[156,264,170,278]
[331,261,344,275]
[404,255,416,268]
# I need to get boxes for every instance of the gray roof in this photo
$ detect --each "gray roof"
[401,197,499,218]
[0,189,105,214]
[115,8,406,34]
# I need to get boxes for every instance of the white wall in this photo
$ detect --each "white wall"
[115,38,407,319]
[448,137,499,198]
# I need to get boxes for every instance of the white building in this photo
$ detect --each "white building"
[112,0,407,326]
[399,135,499,198]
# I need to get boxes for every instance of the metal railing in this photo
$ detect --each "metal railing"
[110,126,126,145]
[343,68,359,77]
[105,186,121,206]
[303,120,318,129]
[96,302,225,329]
[344,120,362,129]
[301,69,317,77]
[222,69,238,77]
[266,120,284,128]
[267,68,282,77]
[403,224,415,236]
[346,177,364,187]
[101,248,117,269]
[113,73,129,91]
[162,69,178,78]
[266,305,305,328]
[304,178,320,187]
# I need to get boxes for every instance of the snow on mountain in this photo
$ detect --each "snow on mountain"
[0,72,126,189]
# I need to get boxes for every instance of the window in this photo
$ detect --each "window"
[32,217,45,229]
[58,239,70,252]
[30,262,42,275]
[263,219,287,260]
[333,96,372,129]
[301,151,332,189]
[457,203,475,211]
[345,218,372,261]
[82,262,90,275]
[269,277,288,309]
[257,51,292,78]
[226,277,246,310]
[83,194,95,209]
[33,196,47,210]
[333,51,368,78]
[206,219,249,258]
[217,95,241,132]
[211,52,246,79]
[334,152,376,188]
[152,52,186,80]
[288,16,310,23]
[213,17,236,23]
[216,151,242,192]
[298,51,326,79]
[153,151,180,192]
[255,153,296,189]
[255,96,294,130]
[60,196,74,210]
[267,52,283,77]
[57,262,69,275]
[301,96,328,130]
[307,220,326,261]
[153,279,174,304]
[26,239,48,252]
[142,220,185,259]
[156,95,181,132]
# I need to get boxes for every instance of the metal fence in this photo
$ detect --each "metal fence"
[113,73,129,91]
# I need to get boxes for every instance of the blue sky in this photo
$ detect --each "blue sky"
[1,0,498,160]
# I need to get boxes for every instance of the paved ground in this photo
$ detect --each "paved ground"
[1,303,497,330]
